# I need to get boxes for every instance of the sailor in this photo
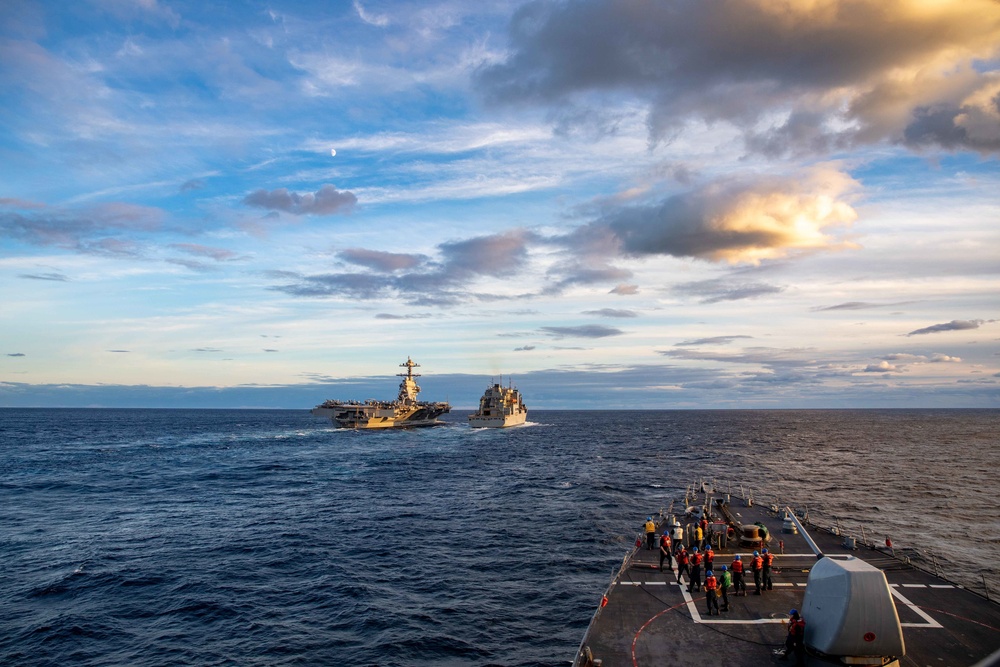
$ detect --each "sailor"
[719,564,731,611]
[659,532,673,572]
[751,550,764,595]
[704,570,719,616]
[644,517,656,550]
[693,524,704,549]
[762,547,774,590]
[675,547,690,585]
[731,554,747,596]
[672,521,684,547]
[781,609,806,665]
[699,517,709,547]
[885,536,894,556]
[704,545,715,582]
[688,546,702,593]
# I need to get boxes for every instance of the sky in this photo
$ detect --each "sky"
[1,0,998,409]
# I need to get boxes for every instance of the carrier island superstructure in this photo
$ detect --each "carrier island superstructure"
[311,357,450,429]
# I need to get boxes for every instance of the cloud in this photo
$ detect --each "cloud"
[340,248,425,272]
[438,230,532,277]
[170,243,239,262]
[675,336,753,347]
[243,184,357,216]
[19,272,69,281]
[514,345,536,351]
[540,325,624,338]
[579,168,859,264]
[0,201,162,255]
[475,0,1000,155]
[108,349,130,353]
[374,313,432,320]
[907,319,986,336]
[672,278,783,304]
[7,353,26,357]
[864,361,900,373]
[609,284,638,295]
[354,0,389,27]
[812,301,915,311]
[930,354,962,363]
[272,230,534,304]
[583,308,637,318]
[180,179,204,192]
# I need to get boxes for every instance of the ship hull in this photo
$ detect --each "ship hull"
[311,403,450,429]
[468,411,527,428]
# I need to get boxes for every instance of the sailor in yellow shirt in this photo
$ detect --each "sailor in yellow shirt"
[644,517,656,550]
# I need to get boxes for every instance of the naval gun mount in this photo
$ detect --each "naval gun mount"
[801,555,905,666]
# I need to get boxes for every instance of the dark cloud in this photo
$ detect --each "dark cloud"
[540,325,623,338]
[587,170,857,263]
[514,345,536,351]
[610,284,638,295]
[439,230,532,277]
[272,231,534,305]
[583,308,637,318]
[170,243,239,261]
[0,202,162,253]
[672,278,783,304]
[907,319,986,336]
[180,179,204,192]
[108,349,130,353]
[19,272,69,281]
[192,348,222,353]
[374,313,432,320]
[340,248,425,272]
[675,335,753,347]
[863,361,900,373]
[243,184,357,216]
[812,301,884,311]
[476,0,1000,155]
[7,353,26,357]
[904,103,1000,152]
[263,349,279,353]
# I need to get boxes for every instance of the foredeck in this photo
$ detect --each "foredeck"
[575,487,1000,667]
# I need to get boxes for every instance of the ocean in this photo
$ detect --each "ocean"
[1,408,997,666]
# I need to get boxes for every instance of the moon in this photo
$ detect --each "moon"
[330,148,337,157]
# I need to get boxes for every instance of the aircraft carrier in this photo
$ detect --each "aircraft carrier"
[574,482,1000,667]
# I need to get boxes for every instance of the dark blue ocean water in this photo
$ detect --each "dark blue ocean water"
[2,409,998,666]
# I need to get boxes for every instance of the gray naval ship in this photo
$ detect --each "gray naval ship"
[311,357,450,429]
[468,376,527,428]
[575,482,1000,667]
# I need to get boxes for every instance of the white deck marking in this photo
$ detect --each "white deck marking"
[891,588,944,629]
[902,584,925,588]
[668,578,791,625]
[929,584,954,589]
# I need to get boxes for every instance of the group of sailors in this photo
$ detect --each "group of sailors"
[642,515,804,663]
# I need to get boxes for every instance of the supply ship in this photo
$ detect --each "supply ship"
[468,377,527,428]
[574,482,1000,667]
[311,357,451,429]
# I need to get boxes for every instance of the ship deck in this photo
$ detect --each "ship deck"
[575,486,1000,667]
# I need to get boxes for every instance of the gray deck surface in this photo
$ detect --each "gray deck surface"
[575,489,1000,667]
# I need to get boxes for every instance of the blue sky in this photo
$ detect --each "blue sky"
[1,0,998,409]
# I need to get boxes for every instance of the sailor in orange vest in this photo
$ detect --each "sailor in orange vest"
[762,547,774,590]
[688,546,702,593]
[703,545,714,583]
[704,570,719,616]
[731,554,747,596]
[782,609,806,665]
[659,532,673,572]
[751,550,764,595]
[675,547,690,585]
